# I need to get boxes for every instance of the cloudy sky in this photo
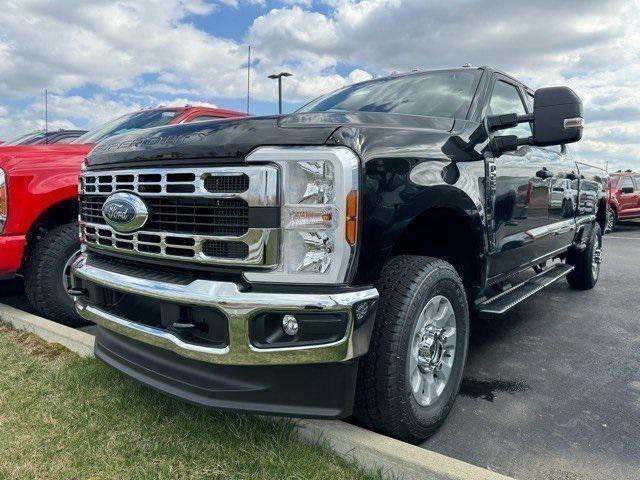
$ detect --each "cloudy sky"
[0,0,638,170]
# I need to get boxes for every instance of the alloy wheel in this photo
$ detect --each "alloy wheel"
[408,295,457,407]
[592,237,602,280]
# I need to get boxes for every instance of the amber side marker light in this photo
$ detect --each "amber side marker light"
[346,190,358,245]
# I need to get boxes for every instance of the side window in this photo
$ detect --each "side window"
[488,80,531,138]
[634,176,640,190]
[525,92,534,112]
[621,177,634,192]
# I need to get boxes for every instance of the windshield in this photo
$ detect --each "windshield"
[4,131,47,145]
[73,109,181,144]
[298,69,482,119]
[610,177,620,189]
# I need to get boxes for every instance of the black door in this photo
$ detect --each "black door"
[486,77,553,277]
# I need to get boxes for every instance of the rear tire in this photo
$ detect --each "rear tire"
[24,223,86,327]
[606,207,616,233]
[566,223,602,290]
[353,256,469,443]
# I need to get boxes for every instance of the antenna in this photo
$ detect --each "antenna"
[45,89,48,136]
[246,45,251,115]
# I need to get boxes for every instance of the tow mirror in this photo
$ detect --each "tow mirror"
[532,86,583,147]
[487,86,583,155]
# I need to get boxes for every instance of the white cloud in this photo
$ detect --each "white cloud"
[247,0,640,170]
[0,0,243,97]
[161,98,219,109]
[0,0,638,169]
[280,0,314,7]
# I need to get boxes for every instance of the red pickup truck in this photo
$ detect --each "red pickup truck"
[0,106,245,325]
[607,170,640,231]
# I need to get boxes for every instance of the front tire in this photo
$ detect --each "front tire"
[24,223,86,327]
[566,223,602,290]
[353,256,469,443]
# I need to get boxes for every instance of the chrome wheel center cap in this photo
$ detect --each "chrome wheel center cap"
[593,247,603,265]
[409,295,457,407]
[417,327,445,372]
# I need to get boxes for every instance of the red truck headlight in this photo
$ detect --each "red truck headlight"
[0,168,7,234]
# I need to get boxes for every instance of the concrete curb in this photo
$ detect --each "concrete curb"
[0,303,95,356]
[0,302,512,480]
[295,419,512,480]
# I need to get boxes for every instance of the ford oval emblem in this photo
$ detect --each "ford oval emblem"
[101,192,148,233]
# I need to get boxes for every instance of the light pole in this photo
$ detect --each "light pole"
[268,72,292,114]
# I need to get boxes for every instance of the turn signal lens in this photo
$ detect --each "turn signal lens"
[346,190,358,245]
[0,169,7,234]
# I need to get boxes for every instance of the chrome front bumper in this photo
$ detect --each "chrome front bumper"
[71,254,378,366]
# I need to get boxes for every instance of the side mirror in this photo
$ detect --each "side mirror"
[621,186,634,194]
[487,86,583,155]
[532,86,583,147]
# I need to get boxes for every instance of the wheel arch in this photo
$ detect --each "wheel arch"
[355,182,487,301]
[23,198,78,260]
[390,203,485,299]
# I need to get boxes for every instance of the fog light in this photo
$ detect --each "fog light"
[282,315,299,336]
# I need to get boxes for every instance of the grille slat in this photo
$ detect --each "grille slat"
[80,195,248,237]
[204,174,249,193]
[82,222,258,264]
[202,240,249,259]
[81,167,275,201]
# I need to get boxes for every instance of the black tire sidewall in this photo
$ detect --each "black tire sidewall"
[585,224,602,287]
[397,269,469,437]
[24,223,82,324]
[49,239,81,314]
[608,208,616,232]
[568,223,602,289]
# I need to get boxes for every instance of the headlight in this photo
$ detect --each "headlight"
[0,168,7,234]
[78,160,87,194]
[244,147,359,285]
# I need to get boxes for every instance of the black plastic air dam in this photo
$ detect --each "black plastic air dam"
[94,327,359,418]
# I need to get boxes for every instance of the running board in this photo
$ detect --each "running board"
[478,263,574,319]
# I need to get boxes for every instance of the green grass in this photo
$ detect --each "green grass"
[0,324,377,480]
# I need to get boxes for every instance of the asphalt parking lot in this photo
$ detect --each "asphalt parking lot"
[424,220,640,480]
[1,221,639,480]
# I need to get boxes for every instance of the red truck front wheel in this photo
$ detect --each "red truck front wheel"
[24,222,87,327]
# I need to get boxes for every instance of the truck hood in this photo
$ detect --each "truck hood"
[0,144,93,172]
[86,113,454,167]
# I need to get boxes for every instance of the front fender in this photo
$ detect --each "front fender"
[354,157,487,284]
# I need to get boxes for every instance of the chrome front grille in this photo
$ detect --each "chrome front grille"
[81,195,249,236]
[81,166,276,205]
[79,166,279,267]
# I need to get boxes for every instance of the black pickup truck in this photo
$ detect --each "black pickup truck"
[71,66,607,443]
